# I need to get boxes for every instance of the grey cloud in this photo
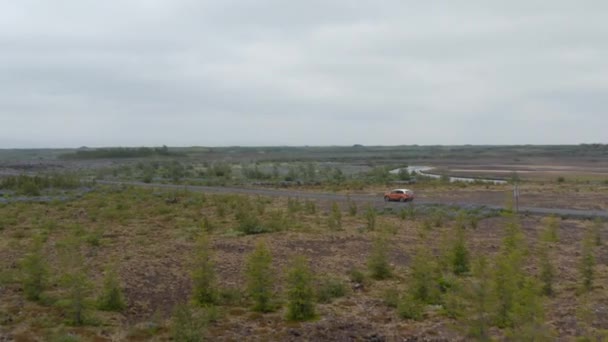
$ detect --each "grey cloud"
[0,1,607,147]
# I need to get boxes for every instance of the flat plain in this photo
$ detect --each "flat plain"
[0,145,606,341]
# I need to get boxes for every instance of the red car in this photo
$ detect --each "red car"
[384,189,415,202]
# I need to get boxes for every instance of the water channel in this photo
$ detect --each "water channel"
[390,166,508,185]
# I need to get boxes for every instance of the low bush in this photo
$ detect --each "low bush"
[57,271,94,326]
[579,235,596,292]
[539,245,554,297]
[397,294,424,321]
[171,303,207,342]
[365,206,376,231]
[246,242,276,312]
[410,247,441,304]
[286,256,316,321]
[540,216,560,243]
[316,278,347,303]
[327,202,342,231]
[347,197,357,216]
[382,288,400,308]
[348,267,367,285]
[368,236,392,280]
[192,235,218,306]
[97,266,126,312]
[236,208,270,235]
[304,200,316,215]
[450,227,470,276]
[21,239,48,301]
[398,206,416,220]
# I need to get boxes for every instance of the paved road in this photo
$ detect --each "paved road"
[98,180,608,219]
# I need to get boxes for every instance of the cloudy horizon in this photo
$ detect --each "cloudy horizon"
[1,1,607,148]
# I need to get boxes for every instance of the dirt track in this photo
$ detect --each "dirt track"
[98,181,608,219]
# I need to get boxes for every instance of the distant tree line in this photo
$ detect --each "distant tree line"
[60,146,175,159]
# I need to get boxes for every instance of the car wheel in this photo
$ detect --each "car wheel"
[384,196,389,202]
[400,197,406,202]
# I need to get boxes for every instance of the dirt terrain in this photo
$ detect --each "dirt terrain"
[0,187,606,341]
[1,146,607,340]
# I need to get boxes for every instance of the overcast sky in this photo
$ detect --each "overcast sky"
[1,1,607,147]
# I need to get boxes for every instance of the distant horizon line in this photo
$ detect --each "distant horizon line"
[1,143,606,150]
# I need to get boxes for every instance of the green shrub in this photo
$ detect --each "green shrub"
[576,294,608,341]
[55,237,93,326]
[410,247,441,304]
[539,245,554,297]
[201,216,213,232]
[347,197,357,216]
[286,256,316,321]
[85,229,103,247]
[327,202,342,231]
[454,211,468,230]
[368,236,392,280]
[452,243,470,276]
[348,267,366,285]
[540,216,560,243]
[192,235,218,306]
[501,211,526,253]
[215,202,226,218]
[236,208,269,235]
[468,214,480,230]
[21,238,48,301]
[97,266,126,312]
[142,172,154,183]
[264,210,286,232]
[431,209,446,228]
[450,227,470,276]
[171,304,207,342]
[287,197,301,215]
[246,242,275,312]
[579,235,596,292]
[397,294,424,321]
[316,278,347,303]
[399,206,416,221]
[492,211,527,328]
[458,257,494,341]
[304,200,316,215]
[381,288,400,308]
[365,206,377,231]
[255,199,266,215]
[58,271,93,326]
[22,181,41,196]
[493,254,521,328]
[506,278,552,341]
[437,273,458,294]
[441,282,465,319]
